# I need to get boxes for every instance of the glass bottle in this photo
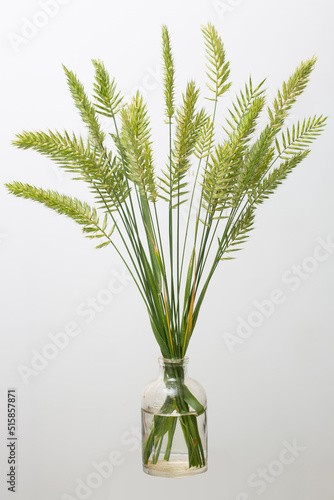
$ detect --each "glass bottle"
[141,357,208,478]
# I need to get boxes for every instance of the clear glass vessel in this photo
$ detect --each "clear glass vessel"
[141,357,208,478]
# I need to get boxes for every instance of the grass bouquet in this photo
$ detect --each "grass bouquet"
[6,24,326,477]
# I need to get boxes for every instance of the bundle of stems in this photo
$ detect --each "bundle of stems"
[6,24,326,469]
[142,359,206,468]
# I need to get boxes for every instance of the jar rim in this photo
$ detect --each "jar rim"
[158,356,189,365]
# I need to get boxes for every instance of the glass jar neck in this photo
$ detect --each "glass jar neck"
[158,357,189,380]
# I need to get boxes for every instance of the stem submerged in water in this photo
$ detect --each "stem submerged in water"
[142,362,206,469]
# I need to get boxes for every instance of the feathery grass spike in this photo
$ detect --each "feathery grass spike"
[162,26,175,120]
[202,22,231,100]
[275,115,326,160]
[5,182,114,249]
[92,59,123,118]
[268,56,317,128]
[13,129,128,212]
[161,81,202,206]
[62,65,105,147]
[120,92,157,202]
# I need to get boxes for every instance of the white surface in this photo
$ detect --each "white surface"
[1,1,334,499]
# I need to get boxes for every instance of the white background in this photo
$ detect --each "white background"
[1,0,334,499]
